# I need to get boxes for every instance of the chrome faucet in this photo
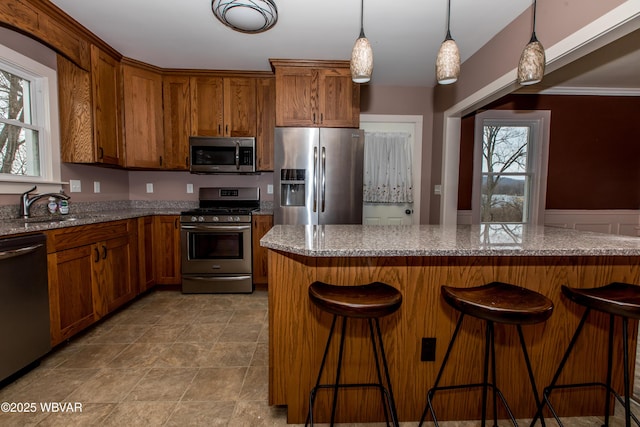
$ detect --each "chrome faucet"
[19,186,70,218]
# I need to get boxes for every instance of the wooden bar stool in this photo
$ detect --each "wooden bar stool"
[306,281,402,426]
[532,283,640,427]
[419,281,554,427]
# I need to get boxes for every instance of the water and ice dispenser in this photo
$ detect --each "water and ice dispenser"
[280,169,306,206]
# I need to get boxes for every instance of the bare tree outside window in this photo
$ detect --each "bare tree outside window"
[481,125,530,222]
[0,68,39,177]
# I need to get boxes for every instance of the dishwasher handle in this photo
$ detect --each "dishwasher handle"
[0,243,44,261]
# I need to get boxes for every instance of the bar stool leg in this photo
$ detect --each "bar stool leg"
[307,315,339,427]
[604,314,614,427]
[329,316,348,426]
[371,318,400,427]
[418,313,466,426]
[516,325,546,427]
[622,317,631,427]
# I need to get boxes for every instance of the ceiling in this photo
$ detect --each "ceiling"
[48,0,534,87]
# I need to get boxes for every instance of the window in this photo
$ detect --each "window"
[472,110,550,225]
[0,43,61,194]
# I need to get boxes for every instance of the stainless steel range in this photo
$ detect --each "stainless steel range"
[180,187,259,293]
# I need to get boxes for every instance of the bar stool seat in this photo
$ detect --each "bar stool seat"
[307,281,402,426]
[420,281,554,427]
[534,283,640,427]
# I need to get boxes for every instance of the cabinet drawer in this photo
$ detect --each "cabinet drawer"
[47,219,133,253]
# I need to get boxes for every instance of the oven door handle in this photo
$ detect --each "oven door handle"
[187,275,252,281]
[181,224,251,231]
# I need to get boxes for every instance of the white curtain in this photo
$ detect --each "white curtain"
[363,132,413,203]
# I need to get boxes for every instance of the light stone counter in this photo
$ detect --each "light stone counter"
[260,223,640,257]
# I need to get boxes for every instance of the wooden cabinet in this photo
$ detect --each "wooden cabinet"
[162,75,191,170]
[137,216,156,292]
[90,45,123,165]
[271,60,360,128]
[47,220,137,346]
[190,76,256,137]
[153,215,181,285]
[122,63,164,168]
[252,214,273,285]
[256,77,275,171]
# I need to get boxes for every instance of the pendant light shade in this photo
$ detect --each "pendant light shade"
[436,0,460,85]
[351,0,373,83]
[517,0,545,85]
[211,0,278,34]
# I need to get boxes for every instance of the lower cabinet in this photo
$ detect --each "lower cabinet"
[153,215,181,285]
[47,220,137,346]
[252,214,273,286]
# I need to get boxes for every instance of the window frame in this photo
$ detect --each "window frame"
[471,110,551,225]
[0,42,62,194]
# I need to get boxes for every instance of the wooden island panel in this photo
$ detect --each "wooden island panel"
[268,250,640,423]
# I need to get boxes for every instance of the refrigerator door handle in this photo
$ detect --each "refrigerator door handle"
[313,146,318,212]
[321,146,326,212]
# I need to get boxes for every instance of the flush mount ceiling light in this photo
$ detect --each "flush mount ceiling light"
[350,0,373,83]
[211,0,278,34]
[517,0,545,85]
[436,0,460,85]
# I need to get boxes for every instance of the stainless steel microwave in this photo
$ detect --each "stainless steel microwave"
[189,136,256,173]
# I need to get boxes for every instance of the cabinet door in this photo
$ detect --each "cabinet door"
[153,215,181,285]
[275,67,316,126]
[138,216,156,292]
[252,214,273,286]
[96,234,137,315]
[90,45,123,165]
[256,77,275,171]
[48,245,98,346]
[190,76,224,136]
[122,64,164,168]
[317,68,360,128]
[224,77,256,137]
[163,75,191,170]
[57,55,94,163]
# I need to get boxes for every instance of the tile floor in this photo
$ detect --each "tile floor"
[0,289,637,426]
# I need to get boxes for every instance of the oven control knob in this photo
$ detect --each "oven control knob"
[234,216,240,222]
[212,216,219,222]
[198,216,204,222]
[190,216,197,222]
[227,216,234,222]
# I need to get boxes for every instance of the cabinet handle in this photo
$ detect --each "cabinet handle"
[94,248,100,262]
[225,124,228,134]
[174,218,179,229]
[313,113,316,124]
[159,156,163,166]
[98,147,104,160]
[218,124,221,134]
[102,245,107,259]
[320,113,323,124]
[185,157,189,168]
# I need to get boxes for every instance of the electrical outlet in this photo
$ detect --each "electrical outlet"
[267,184,273,194]
[146,183,154,193]
[69,180,81,193]
[93,181,100,193]
[186,183,194,194]
[421,337,436,362]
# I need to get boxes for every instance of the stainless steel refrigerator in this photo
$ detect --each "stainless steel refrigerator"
[274,127,364,225]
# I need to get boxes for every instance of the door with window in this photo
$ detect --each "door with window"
[472,110,550,225]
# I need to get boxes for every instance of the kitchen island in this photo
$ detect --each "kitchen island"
[260,224,640,423]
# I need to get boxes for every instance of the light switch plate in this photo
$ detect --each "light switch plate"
[186,183,194,194]
[146,183,154,193]
[93,181,100,193]
[69,180,81,193]
[267,184,273,194]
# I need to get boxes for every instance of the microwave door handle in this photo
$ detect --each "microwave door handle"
[235,141,240,170]
[313,146,318,213]
[321,146,326,212]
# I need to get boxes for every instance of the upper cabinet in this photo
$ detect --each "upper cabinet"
[256,77,275,171]
[162,75,191,170]
[122,62,164,168]
[190,76,257,137]
[270,59,360,128]
[90,45,123,166]
[58,46,124,166]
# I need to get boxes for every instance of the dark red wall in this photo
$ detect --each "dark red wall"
[458,94,640,210]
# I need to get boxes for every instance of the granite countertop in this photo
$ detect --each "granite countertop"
[0,208,183,237]
[260,223,640,257]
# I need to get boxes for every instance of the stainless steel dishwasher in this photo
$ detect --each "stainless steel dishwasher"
[0,233,51,383]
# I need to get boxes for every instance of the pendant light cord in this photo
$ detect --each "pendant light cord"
[445,0,452,40]
[359,0,366,38]
[530,0,538,43]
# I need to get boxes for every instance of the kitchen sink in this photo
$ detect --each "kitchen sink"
[23,216,78,224]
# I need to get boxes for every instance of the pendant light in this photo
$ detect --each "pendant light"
[517,0,545,85]
[211,0,278,34]
[350,0,373,83]
[435,0,460,85]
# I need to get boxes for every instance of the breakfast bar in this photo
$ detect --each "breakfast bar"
[261,224,640,423]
